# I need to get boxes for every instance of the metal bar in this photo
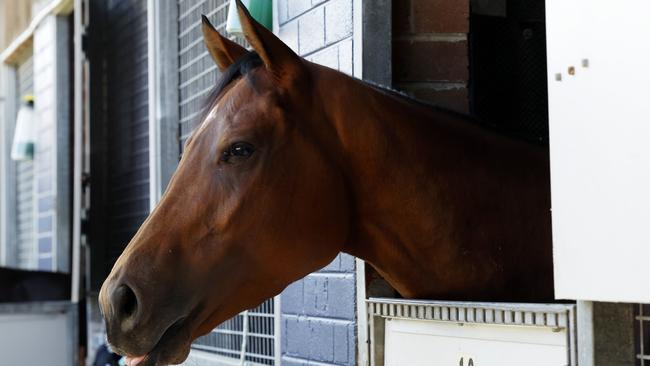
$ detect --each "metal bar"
[274,295,281,366]
[568,302,577,366]
[369,297,577,314]
[0,67,17,265]
[577,301,595,366]
[191,345,242,356]
[178,64,217,89]
[356,258,369,366]
[641,305,645,366]
[147,0,161,209]
[239,310,249,366]
[211,329,274,339]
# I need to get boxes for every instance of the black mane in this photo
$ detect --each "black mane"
[362,80,547,144]
[199,52,545,145]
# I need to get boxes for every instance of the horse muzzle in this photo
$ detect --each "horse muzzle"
[99,275,192,363]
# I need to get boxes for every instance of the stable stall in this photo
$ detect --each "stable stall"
[360,1,649,365]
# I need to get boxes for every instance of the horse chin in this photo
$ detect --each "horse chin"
[127,317,193,366]
[139,343,191,366]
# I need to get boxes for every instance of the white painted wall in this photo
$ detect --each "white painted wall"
[277,0,355,75]
[385,319,569,366]
[0,308,74,365]
[547,0,650,302]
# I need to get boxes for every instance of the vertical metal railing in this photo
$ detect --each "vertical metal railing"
[192,298,277,365]
[637,304,648,366]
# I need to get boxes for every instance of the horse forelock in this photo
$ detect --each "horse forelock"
[198,51,264,127]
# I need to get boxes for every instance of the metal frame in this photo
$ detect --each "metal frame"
[71,0,86,303]
[0,65,18,267]
[53,13,73,274]
[1,1,74,273]
[636,304,649,365]
[577,300,595,366]
[14,54,36,270]
[187,296,281,365]
[147,0,179,209]
[367,298,577,366]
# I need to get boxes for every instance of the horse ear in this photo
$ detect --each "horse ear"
[202,15,249,71]
[235,0,300,73]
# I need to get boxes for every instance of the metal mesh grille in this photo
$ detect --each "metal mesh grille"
[177,1,277,363]
[469,0,549,143]
[178,0,246,147]
[104,0,150,264]
[193,300,278,365]
[635,304,650,365]
[15,54,35,270]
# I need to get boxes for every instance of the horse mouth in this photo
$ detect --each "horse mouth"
[123,317,192,366]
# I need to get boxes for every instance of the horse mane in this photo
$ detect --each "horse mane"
[201,52,546,145]
[361,79,475,121]
[360,80,547,145]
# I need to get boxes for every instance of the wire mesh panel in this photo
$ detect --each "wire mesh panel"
[470,0,549,143]
[103,0,150,265]
[635,304,650,365]
[178,0,246,147]
[177,1,278,364]
[15,55,35,270]
[193,300,278,365]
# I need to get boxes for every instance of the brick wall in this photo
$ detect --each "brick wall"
[392,0,470,113]
[277,1,357,365]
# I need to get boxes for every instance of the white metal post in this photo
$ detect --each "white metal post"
[0,65,18,268]
[71,0,84,303]
[147,0,179,211]
[352,1,369,364]
[147,0,162,210]
[274,295,281,365]
[577,300,595,366]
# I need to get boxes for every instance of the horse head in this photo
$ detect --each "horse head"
[99,2,350,364]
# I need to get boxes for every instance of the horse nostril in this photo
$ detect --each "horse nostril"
[113,284,138,324]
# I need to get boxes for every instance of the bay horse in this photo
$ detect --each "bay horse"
[99,1,553,365]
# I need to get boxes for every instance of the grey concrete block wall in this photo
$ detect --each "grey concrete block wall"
[278,0,354,69]
[277,1,358,364]
[32,14,71,272]
[281,256,357,366]
[33,16,58,271]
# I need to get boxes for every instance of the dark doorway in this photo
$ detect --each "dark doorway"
[469,0,549,143]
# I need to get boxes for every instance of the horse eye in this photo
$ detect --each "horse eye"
[221,142,255,163]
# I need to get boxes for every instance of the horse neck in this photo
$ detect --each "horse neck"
[310,64,554,300]
[313,67,480,297]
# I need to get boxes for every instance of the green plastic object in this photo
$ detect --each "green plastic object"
[227,0,273,34]
[248,0,273,30]
[11,96,36,161]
